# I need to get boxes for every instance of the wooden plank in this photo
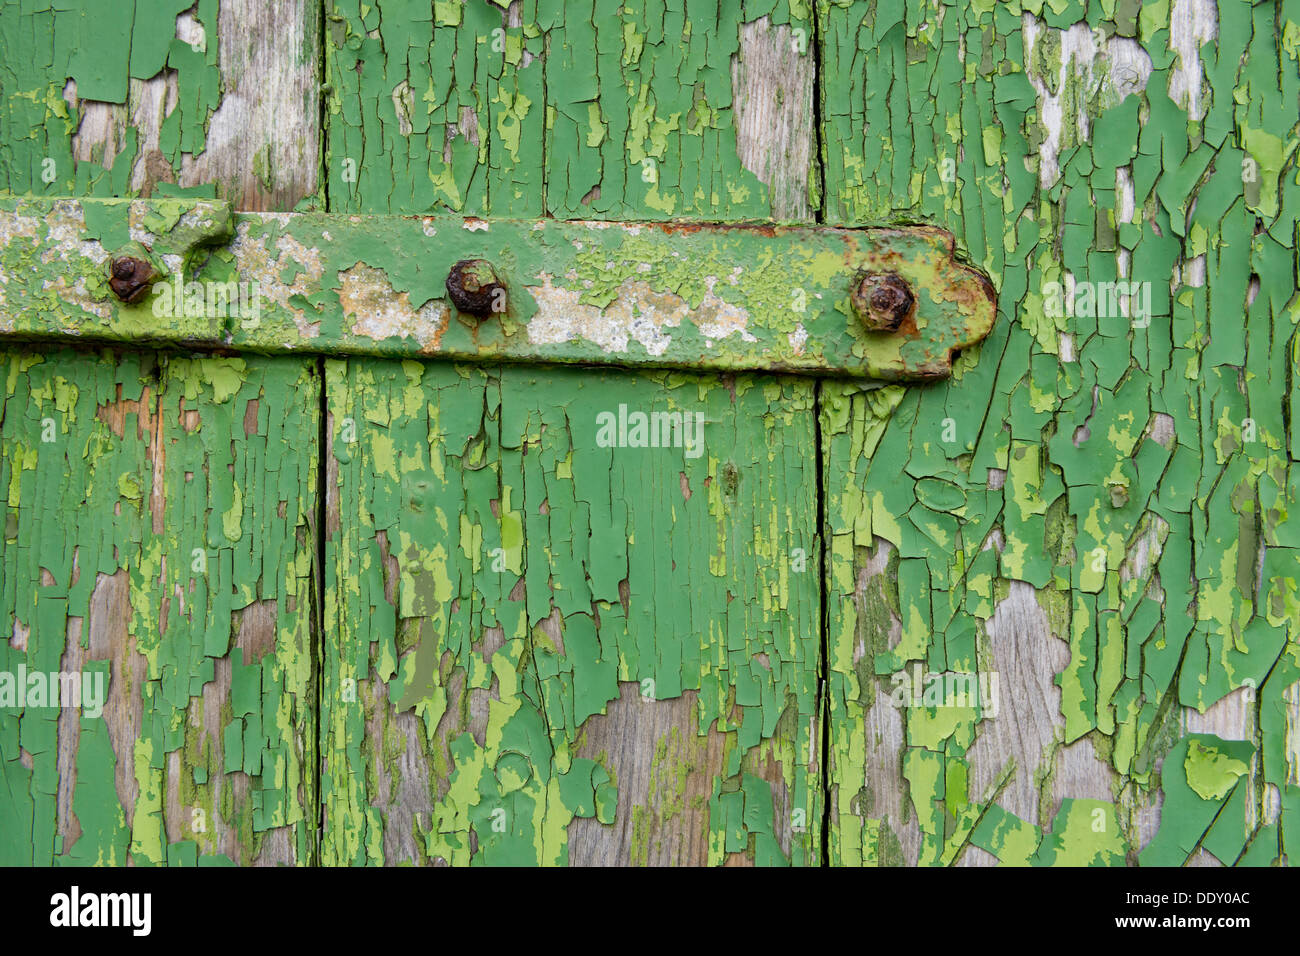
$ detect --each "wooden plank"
[320,361,823,865]
[0,348,319,865]
[317,1,828,867]
[0,0,320,210]
[818,0,1300,867]
[0,0,327,869]
[324,0,817,221]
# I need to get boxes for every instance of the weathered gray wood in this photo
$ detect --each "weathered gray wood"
[567,685,736,866]
[732,16,816,222]
[965,581,1073,828]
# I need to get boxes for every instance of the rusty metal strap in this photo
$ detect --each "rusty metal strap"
[0,197,996,380]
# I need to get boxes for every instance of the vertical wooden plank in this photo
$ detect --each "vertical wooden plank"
[0,349,319,865]
[320,0,827,866]
[0,0,321,210]
[0,0,327,867]
[320,361,823,864]
[323,0,817,221]
[818,0,1300,866]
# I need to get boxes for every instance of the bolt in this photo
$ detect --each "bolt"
[850,272,914,332]
[107,256,157,305]
[445,259,506,318]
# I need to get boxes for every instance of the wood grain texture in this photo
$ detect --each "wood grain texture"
[731,16,816,222]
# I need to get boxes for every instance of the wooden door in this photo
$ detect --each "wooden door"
[1,0,1297,868]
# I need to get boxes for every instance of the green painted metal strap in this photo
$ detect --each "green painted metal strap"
[0,197,996,380]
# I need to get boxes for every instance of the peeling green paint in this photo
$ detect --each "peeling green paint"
[321,362,822,865]
[0,349,318,865]
[821,0,1300,867]
[2,0,1298,869]
[324,0,816,221]
[0,0,224,197]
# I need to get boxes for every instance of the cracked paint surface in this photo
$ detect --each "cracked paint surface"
[321,362,822,864]
[325,0,816,221]
[2,0,1299,869]
[317,0,834,867]
[0,349,318,864]
[1,0,221,196]
[820,0,1300,866]
[0,0,320,210]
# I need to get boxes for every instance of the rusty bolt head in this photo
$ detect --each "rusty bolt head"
[850,272,914,332]
[1107,481,1129,509]
[446,259,506,318]
[107,256,157,305]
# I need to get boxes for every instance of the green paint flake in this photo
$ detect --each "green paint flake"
[1183,738,1249,802]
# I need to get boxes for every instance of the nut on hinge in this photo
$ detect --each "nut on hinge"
[107,252,159,305]
[851,272,914,332]
[446,259,506,318]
